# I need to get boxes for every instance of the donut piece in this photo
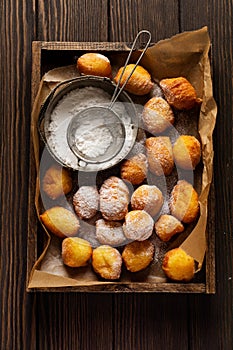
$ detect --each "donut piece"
[100,176,130,221]
[162,248,195,281]
[73,186,99,220]
[154,214,184,242]
[123,210,154,241]
[77,53,112,78]
[42,165,72,200]
[173,135,201,170]
[170,180,199,224]
[146,136,174,176]
[120,153,148,185]
[62,237,92,267]
[40,206,80,238]
[142,97,175,134]
[96,219,126,246]
[131,184,164,217]
[92,245,122,280]
[159,77,202,110]
[122,240,155,272]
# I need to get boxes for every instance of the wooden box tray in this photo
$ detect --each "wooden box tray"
[27,35,216,293]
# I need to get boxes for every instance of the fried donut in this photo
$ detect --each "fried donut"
[114,64,153,95]
[42,165,72,200]
[122,240,155,272]
[99,176,130,221]
[173,135,201,170]
[96,219,126,246]
[120,153,148,185]
[77,53,112,78]
[146,136,174,176]
[62,237,92,267]
[40,206,80,238]
[154,214,184,242]
[162,247,195,281]
[170,180,199,224]
[92,245,122,280]
[159,77,202,110]
[142,97,175,134]
[131,184,164,217]
[123,210,154,241]
[73,186,99,220]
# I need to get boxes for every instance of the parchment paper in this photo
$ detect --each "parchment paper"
[28,27,217,289]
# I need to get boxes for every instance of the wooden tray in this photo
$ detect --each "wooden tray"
[27,41,215,293]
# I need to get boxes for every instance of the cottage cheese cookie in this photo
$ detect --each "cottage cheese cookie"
[100,176,130,221]
[96,219,126,246]
[131,185,164,217]
[73,186,99,220]
[123,210,154,241]
[122,240,155,272]
[120,153,148,185]
[173,135,201,170]
[170,180,199,224]
[162,247,195,281]
[40,206,80,238]
[146,136,174,176]
[154,214,184,242]
[42,165,72,200]
[77,53,112,78]
[62,237,92,267]
[92,245,122,280]
[142,97,175,134]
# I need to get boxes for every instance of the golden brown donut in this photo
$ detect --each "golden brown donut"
[162,247,195,281]
[170,180,199,224]
[96,219,126,246]
[142,96,175,134]
[154,214,184,242]
[122,240,155,272]
[40,206,80,238]
[173,135,201,170]
[120,153,148,185]
[73,186,99,220]
[114,64,153,95]
[159,77,202,110]
[92,245,122,280]
[77,53,112,77]
[146,136,174,176]
[62,237,92,267]
[123,210,154,241]
[42,165,72,200]
[131,184,164,217]
[99,176,130,221]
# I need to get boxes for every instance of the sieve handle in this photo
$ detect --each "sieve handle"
[109,30,152,109]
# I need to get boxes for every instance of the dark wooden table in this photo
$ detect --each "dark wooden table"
[1,1,232,349]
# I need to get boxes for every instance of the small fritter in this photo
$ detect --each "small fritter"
[96,219,126,246]
[73,186,99,220]
[122,240,155,272]
[123,210,154,241]
[99,176,130,221]
[92,245,122,280]
[162,247,195,281]
[114,64,153,95]
[173,135,201,170]
[42,165,72,200]
[77,53,112,78]
[131,184,164,217]
[154,214,184,242]
[62,237,92,267]
[159,77,202,110]
[40,206,80,238]
[120,153,148,185]
[170,180,199,224]
[142,96,175,134]
[146,136,174,176]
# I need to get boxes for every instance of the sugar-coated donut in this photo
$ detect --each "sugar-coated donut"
[96,219,126,246]
[122,240,155,272]
[173,135,201,170]
[154,214,184,242]
[62,237,92,267]
[73,186,99,220]
[131,184,164,217]
[123,210,154,241]
[146,136,174,176]
[162,247,195,281]
[92,245,122,280]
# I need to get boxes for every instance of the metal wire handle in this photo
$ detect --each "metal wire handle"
[108,30,152,109]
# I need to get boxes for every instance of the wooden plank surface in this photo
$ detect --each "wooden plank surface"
[0,1,232,350]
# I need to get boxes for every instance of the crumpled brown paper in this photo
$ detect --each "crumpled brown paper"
[28,27,217,289]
